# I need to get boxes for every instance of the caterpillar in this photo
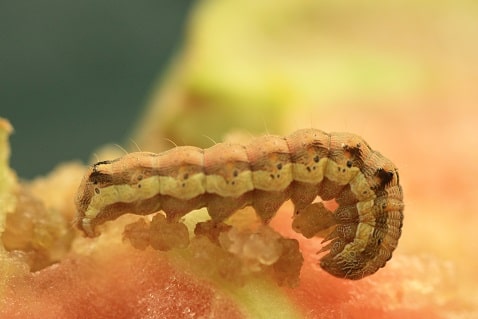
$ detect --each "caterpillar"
[75,129,404,279]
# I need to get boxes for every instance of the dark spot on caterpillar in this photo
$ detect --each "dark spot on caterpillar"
[276,174,281,178]
[343,145,362,162]
[137,175,143,181]
[231,181,235,185]
[138,184,141,188]
[277,163,282,170]
[182,183,186,187]
[314,155,320,163]
[346,160,353,168]
[270,174,275,179]
[95,188,100,194]
[375,168,394,189]
[306,166,311,172]
[183,173,189,180]
[89,171,113,185]
[233,170,238,177]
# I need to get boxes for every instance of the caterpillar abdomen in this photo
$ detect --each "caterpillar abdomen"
[75,129,404,279]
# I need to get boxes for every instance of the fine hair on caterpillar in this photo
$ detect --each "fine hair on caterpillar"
[75,128,404,280]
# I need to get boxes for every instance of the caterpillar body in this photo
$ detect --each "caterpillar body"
[75,129,404,279]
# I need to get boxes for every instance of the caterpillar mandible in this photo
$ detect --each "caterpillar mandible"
[75,129,404,279]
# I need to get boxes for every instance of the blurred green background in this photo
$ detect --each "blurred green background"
[1,1,193,178]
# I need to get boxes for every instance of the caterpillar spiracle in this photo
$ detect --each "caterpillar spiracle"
[75,129,404,279]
